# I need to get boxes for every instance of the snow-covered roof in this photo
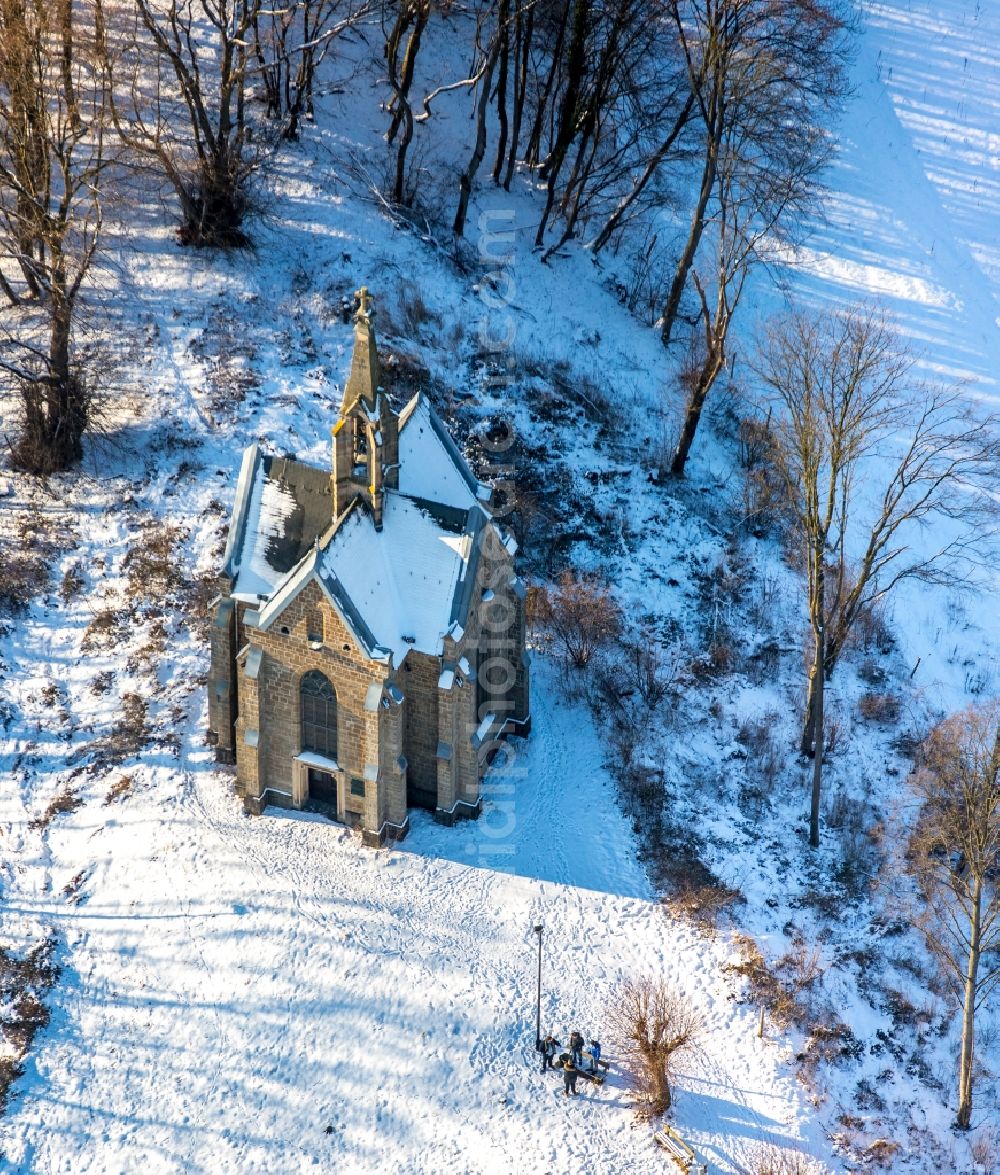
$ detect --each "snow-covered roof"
[225,448,333,603]
[398,393,486,510]
[318,493,476,664]
[256,534,387,662]
[224,393,494,661]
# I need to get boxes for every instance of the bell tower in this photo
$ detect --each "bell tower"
[332,287,399,529]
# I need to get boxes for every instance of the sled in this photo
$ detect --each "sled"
[652,1124,705,1174]
[554,1057,604,1086]
[582,1048,610,1072]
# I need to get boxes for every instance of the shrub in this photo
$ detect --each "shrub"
[863,1139,901,1169]
[858,692,901,723]
[0,934,58,1112]
[109,694,148,762]
[0,1057,25,1115]
[528,571,620,669]
[82,609,125,652]
[0,547,48,614]
[60,564,85,602]
[3,992,49,1052]
[971,1127,999,1173]
[742,1141,823,1175]
[104,774,134,806]
[399,288,442,337]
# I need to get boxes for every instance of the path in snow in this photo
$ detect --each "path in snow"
[405,655,650,899]
[0,630,830,1173]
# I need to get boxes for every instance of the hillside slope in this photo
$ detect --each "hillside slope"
[1,1,999,1172]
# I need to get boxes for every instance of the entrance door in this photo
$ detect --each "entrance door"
[308,767,338,807]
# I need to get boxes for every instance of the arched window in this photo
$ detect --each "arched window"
[300,670,337,759]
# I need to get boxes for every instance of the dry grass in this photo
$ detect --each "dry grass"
[186,571,220,641]
[104,774,134,806]
[0,936,58,1114]
[29,787,82,831]
[741,1141,824,1174]
[122,523,185,604]
[724,933,811,1029]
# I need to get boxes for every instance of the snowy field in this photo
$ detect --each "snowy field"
[2,0,1000,1171]
[0,659,828,1173]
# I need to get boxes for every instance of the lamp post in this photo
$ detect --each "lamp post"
[533,924,543,1050]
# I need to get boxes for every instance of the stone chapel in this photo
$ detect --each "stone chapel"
[207,288,530,845]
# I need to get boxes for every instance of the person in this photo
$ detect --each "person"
[569,1030,584,1067]
[540,1034,559,1073]
[588,1039,602,1073]
[562,1056,579,1097]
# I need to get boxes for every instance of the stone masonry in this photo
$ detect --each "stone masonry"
[207,287,530,846]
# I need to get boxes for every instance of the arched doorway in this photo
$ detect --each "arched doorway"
[300,670,338,805]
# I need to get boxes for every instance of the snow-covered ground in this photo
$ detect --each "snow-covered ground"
[0,657,829,1174]
[2,1,1000,1171]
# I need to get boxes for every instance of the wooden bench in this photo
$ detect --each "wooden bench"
[653,1125,706,1173]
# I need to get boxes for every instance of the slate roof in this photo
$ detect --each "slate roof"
[398,393,487,510]
[316,494,485,663]
[224,447,333,603]
[224,396,492,665]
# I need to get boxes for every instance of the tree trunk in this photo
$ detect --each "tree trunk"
[651,1060,671,1113]
[388,3,428,205]
[801,633,839,753]
[387,4,426,144]
[491,0,510,184]
[800,669,818,755]
[669,345,724,477]
[809,622,825,848]
[534,0,590,248]
[453,37,500,235]
[525,0,569,167]
[393,104,414,205]
[661,128,718,345]
[59,0,81,130]
[956,883,981,1129]
[502,1,530,190]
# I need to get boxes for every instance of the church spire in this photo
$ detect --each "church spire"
[331,285,399,530]
[340,285,381,414]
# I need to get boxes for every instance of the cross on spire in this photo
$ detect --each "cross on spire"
[355,285,373,322]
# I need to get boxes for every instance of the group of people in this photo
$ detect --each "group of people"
[538,1030,603,1096]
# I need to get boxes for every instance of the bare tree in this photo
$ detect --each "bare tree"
[606,975,701,1115]
[659,0,848,347]
[111,0,264,246]
[906,704,1000,1130]
[451,7,502,236]
[0,0,112,473]
[753,305,998,847]
[384,0,430,206]
[250,0,370,141]
[668,60,836,478]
